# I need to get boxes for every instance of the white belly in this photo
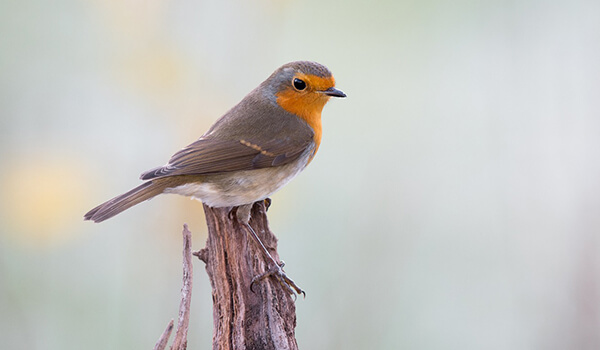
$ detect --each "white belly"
[164,153,311,207]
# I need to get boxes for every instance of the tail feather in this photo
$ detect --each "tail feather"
[84,181,165,223]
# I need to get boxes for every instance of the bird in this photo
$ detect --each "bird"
[84,61,345,295]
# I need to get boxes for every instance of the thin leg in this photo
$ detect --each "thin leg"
[242,221,305,297]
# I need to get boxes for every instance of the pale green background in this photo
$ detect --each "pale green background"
[1,0,599,349]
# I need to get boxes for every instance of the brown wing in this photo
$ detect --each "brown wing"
[140,136,314,180]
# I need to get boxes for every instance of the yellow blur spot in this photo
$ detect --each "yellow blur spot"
[119,50,187,96]
[90,0,190,98]
[0,157,88,248]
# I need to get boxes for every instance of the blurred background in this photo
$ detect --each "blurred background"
[1,0,599,349]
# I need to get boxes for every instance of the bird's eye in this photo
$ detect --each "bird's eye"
[293,78,307,91]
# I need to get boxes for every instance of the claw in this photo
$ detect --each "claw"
[227,207,236,220]
[241,208,305,298]
[250,263,305,297]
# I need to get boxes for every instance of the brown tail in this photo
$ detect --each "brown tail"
[84,181,166,223]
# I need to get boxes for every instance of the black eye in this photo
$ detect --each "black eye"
[293,78,307,91]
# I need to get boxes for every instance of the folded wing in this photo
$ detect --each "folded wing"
[140,136,314,180]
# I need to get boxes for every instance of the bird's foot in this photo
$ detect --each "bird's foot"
[251,261,305,298]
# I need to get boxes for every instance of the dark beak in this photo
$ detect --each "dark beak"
[321,87,346,98]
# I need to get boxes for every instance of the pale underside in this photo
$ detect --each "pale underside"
[164,150,312,207]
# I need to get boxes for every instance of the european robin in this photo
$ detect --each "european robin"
[84,61,345,294]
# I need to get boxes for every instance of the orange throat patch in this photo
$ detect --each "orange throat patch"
[275,74,337,160]
[276,91,325,149]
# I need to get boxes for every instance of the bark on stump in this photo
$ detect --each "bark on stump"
[198,201,298,350]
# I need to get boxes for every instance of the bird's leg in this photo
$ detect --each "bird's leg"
[242,221,305,297]
[235,203,304,297]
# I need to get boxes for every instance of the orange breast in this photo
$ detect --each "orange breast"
[275,74,336,160]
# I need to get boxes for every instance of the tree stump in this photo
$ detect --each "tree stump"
[197,201,298,350]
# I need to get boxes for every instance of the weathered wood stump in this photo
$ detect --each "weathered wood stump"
[196,201,298,350]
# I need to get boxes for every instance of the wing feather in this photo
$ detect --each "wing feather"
[140,136,313,180]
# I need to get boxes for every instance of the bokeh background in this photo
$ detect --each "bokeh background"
[1,0,599,349]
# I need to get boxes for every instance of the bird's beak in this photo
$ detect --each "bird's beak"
[320,87,346,98]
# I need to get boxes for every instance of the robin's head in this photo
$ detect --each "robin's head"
[263,61,346,120]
